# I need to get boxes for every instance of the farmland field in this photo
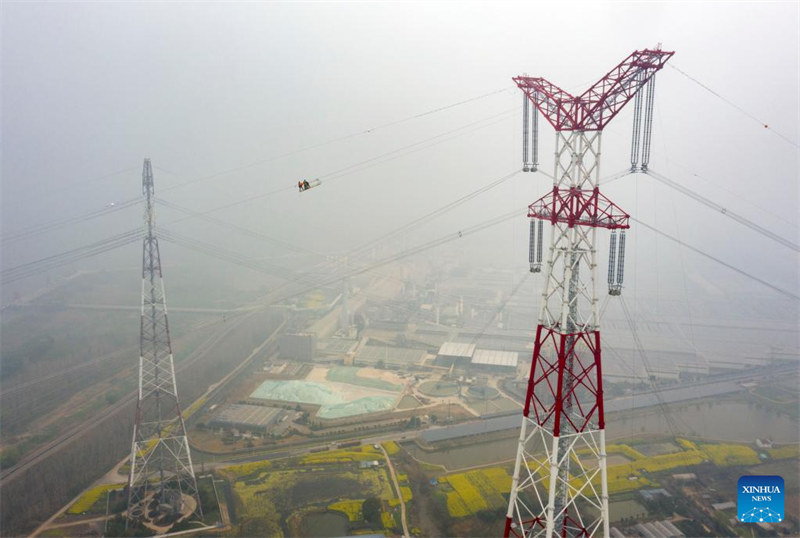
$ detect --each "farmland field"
[437,467,512,517]
[225,443,403,536]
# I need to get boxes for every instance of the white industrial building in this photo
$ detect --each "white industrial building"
[470,349,518,372]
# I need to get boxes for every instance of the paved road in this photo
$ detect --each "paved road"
[31,514,112,538]
[380,444,410,538]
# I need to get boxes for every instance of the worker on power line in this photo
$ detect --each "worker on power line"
[298,178,320,192]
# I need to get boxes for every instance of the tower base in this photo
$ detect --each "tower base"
[505,419,609,537]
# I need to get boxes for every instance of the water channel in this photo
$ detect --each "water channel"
[405,400,798,471]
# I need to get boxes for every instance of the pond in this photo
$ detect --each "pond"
[300,511,349,538]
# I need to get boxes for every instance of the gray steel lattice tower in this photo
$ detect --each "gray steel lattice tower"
[127,159,202,527]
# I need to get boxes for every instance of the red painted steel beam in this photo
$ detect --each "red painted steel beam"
[528,187,631,229]
[514,48,674,131]
[524,325,604,436]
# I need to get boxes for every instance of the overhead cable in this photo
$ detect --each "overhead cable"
[1,229,142,284]
[632,217,799,301]
[1,197,140,244]
[344,168,522,258]
[159,87,514,194]
[160,108,517,224]
[645,169,799,252]
[668,63,798,148]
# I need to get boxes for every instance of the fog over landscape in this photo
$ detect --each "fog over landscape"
[3,2,798,292]
[1,2,798,537]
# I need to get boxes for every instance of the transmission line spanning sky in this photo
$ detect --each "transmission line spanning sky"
[1,2,797,317]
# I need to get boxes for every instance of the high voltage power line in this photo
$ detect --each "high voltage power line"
[3,87,514,244]
[1,104,521,287]
[645,168,799,252]
[1,229,142,284]
[157,87,514,194]
[631,217,799,301]
[5,164,797,306]
[343,168,522,259]
[158,107,517,224]
[4,72,796,311]
[0,197,140,244]
[668,63,799,148]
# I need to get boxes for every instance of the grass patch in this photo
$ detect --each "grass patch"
[302,445,383,465]
[327,367,402,392]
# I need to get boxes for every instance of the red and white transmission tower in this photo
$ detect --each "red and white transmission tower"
[127,159,202,527]
[505,48,673,538]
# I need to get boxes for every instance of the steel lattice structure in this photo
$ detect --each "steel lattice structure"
[505,48,673,538]
[127,159,202,527]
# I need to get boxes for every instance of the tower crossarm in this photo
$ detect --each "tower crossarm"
[514,48,674,131]
[514,78,580,132]
[528,187,630,229]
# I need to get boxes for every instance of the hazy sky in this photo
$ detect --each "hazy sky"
[2,2,798,311]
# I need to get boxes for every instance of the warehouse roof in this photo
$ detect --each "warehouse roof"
[437,342,476,358]
[471,349,518,368]
[211,404,282,428]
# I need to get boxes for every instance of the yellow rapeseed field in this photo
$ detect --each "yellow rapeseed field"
[767,444,800,460]
[302,446,384,464]
[606,443,645,460]
[381,511,396,529]
[440,467,512,517]
[182,397,207,419]
[226,459,272,479]
[328,500,362,522]
[480,467,512,492]
[68,483,123,514]
[700,443,759,466]
[383,441,401,455]
[446,492,470,517]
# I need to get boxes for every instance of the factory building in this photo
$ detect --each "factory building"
[209,404,284,433]
[278,333,316,361]
[470,349,518,373]
[435,342,518,373]
[435,342,476,367]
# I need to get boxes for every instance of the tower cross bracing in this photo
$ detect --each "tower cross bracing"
[127,158,202,527]
[505,47,673,538]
